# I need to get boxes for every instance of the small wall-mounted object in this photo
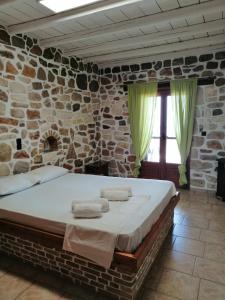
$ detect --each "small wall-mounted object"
[201,131,207,136]
[16,138,22,150]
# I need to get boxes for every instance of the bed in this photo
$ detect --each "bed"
[0,172,179,300]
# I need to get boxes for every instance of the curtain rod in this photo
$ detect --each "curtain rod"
[119,76,215,91]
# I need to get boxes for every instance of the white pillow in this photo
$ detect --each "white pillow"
[0,174,36,196]
[27,165,69,184]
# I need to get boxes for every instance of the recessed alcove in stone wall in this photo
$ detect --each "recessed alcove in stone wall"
[40,130,61,153]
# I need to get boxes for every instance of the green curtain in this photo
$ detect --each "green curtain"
[170,78,197,186]
[128,82,157,177]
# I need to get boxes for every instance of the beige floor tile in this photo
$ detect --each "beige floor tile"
[180,208,206,219]
[160,250,196,275]
[209,218,225,233]
[211,197,225,207]
[144,262,164,290]
[194,257,225,285]
[173,237,205,256]
[198,279,225,300]
[16,283,64,300]
[142,289,178,300]
[162,234,176,250]
[157,269,200,300]
[204,243,225,263]
[182,216,209,229]
[212,205,225,213]
[173,224,200,240]
[200,230,225,245]
[188,194,208,203]
[174,204,190,215]
[174,214,184,225]
[189,191,208,202]
[0,272,32,300]
[209,211,225,220]
[189,202,212,211]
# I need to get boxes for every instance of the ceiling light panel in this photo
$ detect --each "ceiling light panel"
[39,0,101,13]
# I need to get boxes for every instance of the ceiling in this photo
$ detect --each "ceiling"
[0,0,225,67]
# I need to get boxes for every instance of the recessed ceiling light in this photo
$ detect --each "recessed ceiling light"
[39,0,103,13]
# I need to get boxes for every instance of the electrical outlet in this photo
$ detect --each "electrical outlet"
[201,131,207,136]
[16,138,22,150]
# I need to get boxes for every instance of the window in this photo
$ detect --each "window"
[147,92,181,164]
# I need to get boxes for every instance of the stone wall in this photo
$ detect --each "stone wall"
[1,24,225,190]
[99,53,225,190]
[0,26,100,175]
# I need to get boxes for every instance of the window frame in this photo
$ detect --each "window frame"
[147,88,180,165]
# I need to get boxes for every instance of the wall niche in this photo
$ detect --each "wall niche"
[44,136,58,152]
[40,130,61,154]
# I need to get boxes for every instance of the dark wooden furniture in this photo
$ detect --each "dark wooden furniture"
[216,158,225,201]
[85,161,109,176]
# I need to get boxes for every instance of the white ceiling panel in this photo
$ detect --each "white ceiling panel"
[138,1,162,14]
[120,5,145,18]
[140,26,159,35]
[155,23,173,32]
[103,8,128,22]
[204,11,223,21]
[0,0,224,66]
[156,0,180,11]
[170,18,188,29]
[178,0,198,7]
[186,15,204,25]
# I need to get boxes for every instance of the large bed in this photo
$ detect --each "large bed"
[0,172,179,300]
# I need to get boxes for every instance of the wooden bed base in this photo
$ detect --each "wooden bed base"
[0,192,179,299]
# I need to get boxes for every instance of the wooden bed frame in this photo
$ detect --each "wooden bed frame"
[0,192,180,299]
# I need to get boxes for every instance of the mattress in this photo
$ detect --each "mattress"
[0,173,176,252]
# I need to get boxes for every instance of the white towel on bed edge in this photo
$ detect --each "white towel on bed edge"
[63,224,117,269]
[101,186,132,197]
[101,189,129,201]
[72,198,109,213]
[73,203,102,218]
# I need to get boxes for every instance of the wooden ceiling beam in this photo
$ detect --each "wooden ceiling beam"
[87,34,225,62]
[65,19,225,57]
[40,0,225,48]
[7,0,142,34]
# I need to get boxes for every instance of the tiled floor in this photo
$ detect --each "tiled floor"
[1,189,225,300]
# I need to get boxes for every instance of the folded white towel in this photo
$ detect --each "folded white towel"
[98,197,109,212]
[73,203,102,218]
[101,186,132,197]
[101,189,129,201]
[71,198,109,213]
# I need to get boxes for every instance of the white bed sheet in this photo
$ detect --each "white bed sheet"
[0,173,176,252]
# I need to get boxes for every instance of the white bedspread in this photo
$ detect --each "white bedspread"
[0,173,176,255]
[63,195,150,268]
